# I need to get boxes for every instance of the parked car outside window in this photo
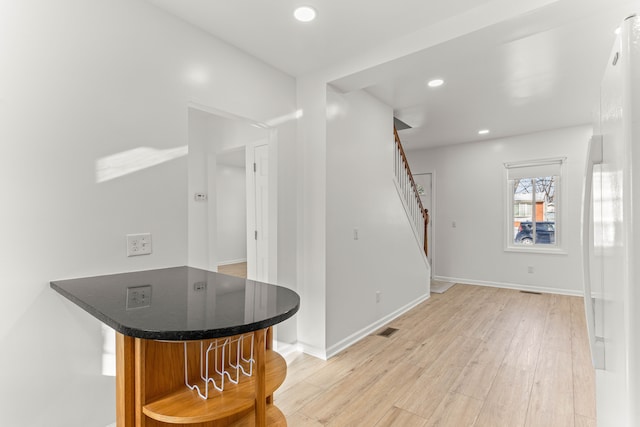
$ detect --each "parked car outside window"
[514,221,555,245]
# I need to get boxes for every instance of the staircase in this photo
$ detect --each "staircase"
[393,126,429,258]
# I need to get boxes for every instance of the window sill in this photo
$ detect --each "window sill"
[504,246,567,255]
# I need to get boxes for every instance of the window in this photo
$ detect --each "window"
[505,158,564,251]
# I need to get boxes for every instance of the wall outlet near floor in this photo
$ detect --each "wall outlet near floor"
[126,285,152,309]
[376,291,381,303]
[127,233,152,257]
[528,266,534,274]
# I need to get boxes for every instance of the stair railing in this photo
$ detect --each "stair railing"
[393,127,429,257]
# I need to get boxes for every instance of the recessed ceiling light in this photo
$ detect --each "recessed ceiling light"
[478,129,490,135]
[294,6,317,22]
[615,27,622,35]
[427,79,444,88]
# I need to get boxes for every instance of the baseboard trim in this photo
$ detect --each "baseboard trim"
[324,292,431,359]
[432,275,583,297]
[273,341,307,362]
[217,258,247,266]
[297,342,328,361]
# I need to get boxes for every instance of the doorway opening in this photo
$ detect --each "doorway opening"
[217,147,248,278]
[187,105,275,283]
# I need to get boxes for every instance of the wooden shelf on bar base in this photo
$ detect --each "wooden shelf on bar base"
[116,327,287,426]
[143,351,286,424]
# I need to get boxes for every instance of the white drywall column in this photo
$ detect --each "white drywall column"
[188,110,216,270]
[325,88,430,353]
[295,74,328,357]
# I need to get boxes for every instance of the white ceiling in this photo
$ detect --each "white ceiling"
[146,0,639,150]
[145,0,493,77]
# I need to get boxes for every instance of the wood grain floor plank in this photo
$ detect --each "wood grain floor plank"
[217,262,247,278]
[424,391,484,427]
[282,412,324,427]
[394,362,465,420]
[276,286,595,427]
[273,380,325,416]
[490,292,529,333]
[473,364,536,427]
[451,360,502,401]
[570,297,597,420]
[540,294,573,354]
[326,361,424,427]
[374,406,428,427]
[298,356,388,423]
[299,337,420,424]
[278,352,326,393]
[471,327,515,366]
[501,305,546,371]
[524,349,574,427]
[574,414,597,427]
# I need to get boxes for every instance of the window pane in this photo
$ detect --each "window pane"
[513,178,533,245]
[534,176,556,245]
[512,176,557,246]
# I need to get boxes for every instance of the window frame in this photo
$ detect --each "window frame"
[504,157,567,254]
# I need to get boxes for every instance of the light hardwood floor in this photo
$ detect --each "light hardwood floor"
[275,284,596,427]
[218,262,248,279]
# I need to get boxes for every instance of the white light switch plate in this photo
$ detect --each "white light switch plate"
[126,233,152,257]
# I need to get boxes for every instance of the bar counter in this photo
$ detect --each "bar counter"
[51,266,300,427]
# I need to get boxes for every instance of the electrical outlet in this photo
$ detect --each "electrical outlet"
[376,291,381,303]
[194,281,207,291]
[194,193,208,201]
[528,266,534,274]
[126,285,152,309]
[127,233,152,257]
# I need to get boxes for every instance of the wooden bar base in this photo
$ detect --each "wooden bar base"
[115,327,286,427]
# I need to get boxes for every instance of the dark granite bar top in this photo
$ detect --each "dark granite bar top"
[51,266,300,341]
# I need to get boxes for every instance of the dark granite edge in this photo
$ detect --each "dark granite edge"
[121,302,300,341]
[50,273,301,341]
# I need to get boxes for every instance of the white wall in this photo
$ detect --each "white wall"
[325,89,430,354]
[407,125,591,295]
[188,109,215,269]
[217,164,247,264]
[0,0,296,425]
[295,76,328,356]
